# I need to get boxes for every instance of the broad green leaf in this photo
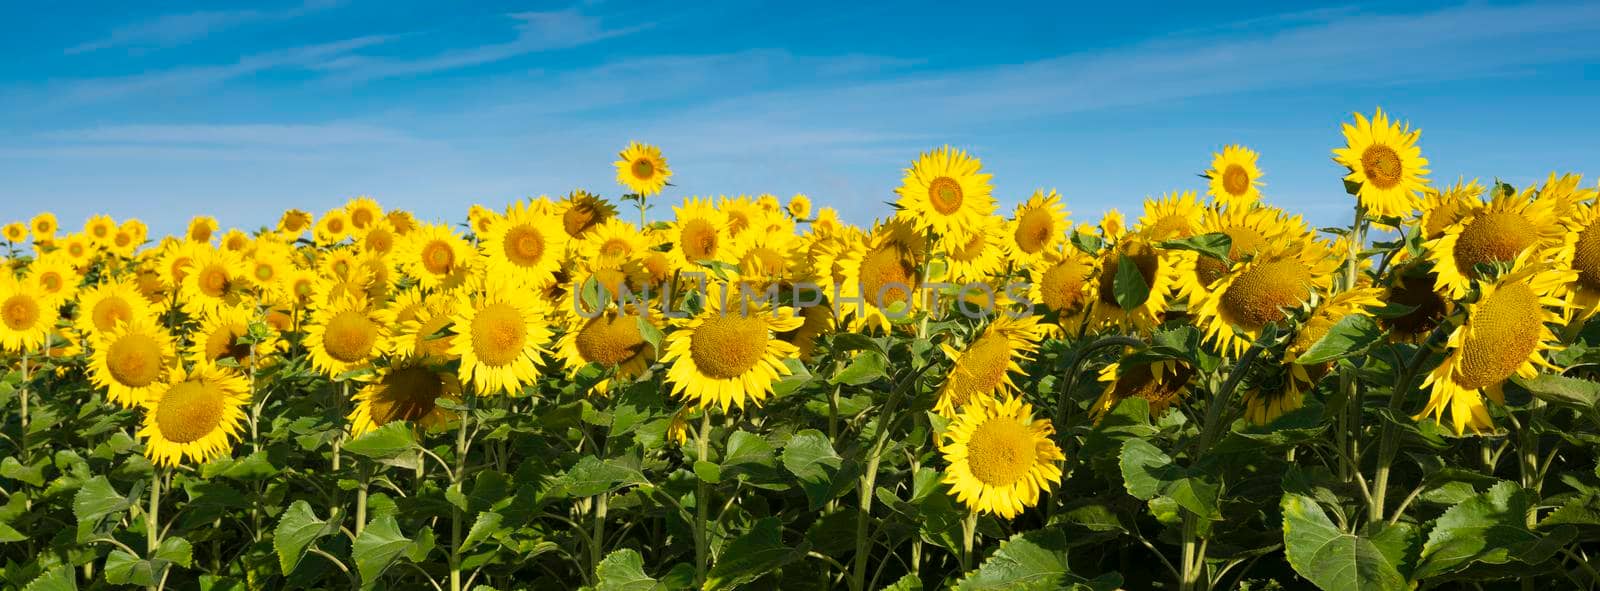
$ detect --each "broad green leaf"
[460,512,503,553]
[104,550,161,587]
[156,536,194,569]
[831,350,888,386]
[273,500,337,574]
[781,430,858,510]
[22,565,76,591]
[1157,232,1232,265]
[636,316,665,354]
[596,549,661,591]
[1296,315,1383,365]
[0,456,44,487]
[1118,439,1218,520]
[1070,231,1103,255]
[721,430,778,482]
[1414,480,1568,578]
[72,476,128,527]
[704,517,808,591]
[1112,256,1149,311]
[555,456,648,498]
[203,451,280,481]
[1281,493,1407,591]
[1541,492,1600,527]
[957,527,1120,590]
[882,573,923,591]
[352,515,414,586]
[343,421,419,460]
[1513,374,1600,412]
[771,358,813,398]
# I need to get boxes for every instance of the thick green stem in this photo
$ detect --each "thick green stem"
[850,364,928,591]
[449,395,473,591]
[146,470,162,591]
[19,351,29,443]
[1372,328,1445,525]
[355,462,369,536]
[1180,515,1201,591]
[960,511,979,573]
[591,492,608,581]
[694,411,712,587]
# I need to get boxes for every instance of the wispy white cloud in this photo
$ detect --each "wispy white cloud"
[36,123,421,147]
[54,35,395,103]
[64,0,342,55]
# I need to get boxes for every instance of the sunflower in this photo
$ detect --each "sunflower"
[1381,263,1452,342]
[1562,203,1600,321]
[348,362,461,437]
[835,221,927,332]
[218,229,251,253]
[121,219,149,245]
[468,204,500,237]
[60,233,96,268]
[559,190,618,239]
[1279,287,1385,413]
[481,200,568,289]
[109,227,140,258]
[450,283,552,395]
[779,301,834,362]
[813,207,844,237]
[186,216,218,244]
[719,195,768,240]
[1241,363,1314,426]
[1206,145,1264,209]
[1099,209,1126,241]
[2,223,25,244]
[138,363,250,467]
[29,213,57,242]
[1091,359,1195,421]
[1533,172,1595,220]
[1193,240,1340,358]
[934,315,1045,417]
[615,142,672,196]
[358,219,399,258]
[555,307,659,392]
[1028,246,1096,324]
[1333,108,1430,219]
[154,240,199,290]
[85,215,117,247]
[1088,232,1181,332]
[1425,186,1565,298]
[387,210,417,235]
[0,275,60,353]
[26,254,78,305]
[939,214,1008,285]
[314,208,352,246]
[89,314,174,408]
[345,196,383,234]
[303,295,392,377]
[389,288,457,362]
[241,239,291,298]
[660,284,803,411]
[787,194,812,220]
[939,396,1063,519]
[1003,189,1069,266]
[580,219,648,270]
[1136,191,1204,240]
[1417,254,1572,435]
[277,209,313,239]
[188,305,282,368]
[894,146,995,240]
[1173,205,1304,307]
[666,198,729,269]
[1417,178,1484,241]
[76,279,152,336]
[399,223,472,290]
[179,247,244,316]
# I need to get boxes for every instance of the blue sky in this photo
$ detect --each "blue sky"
[3,1,1599,238]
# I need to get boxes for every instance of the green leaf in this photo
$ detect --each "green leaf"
[460,512,503,553]
[1280,493,1408,591]
[636,315,665,354]
[1070,231,1104,255]
[704,517,808,591]
[781,429,858,510]
[831,350,888,386]
[1296,315,1383,365]
[1414,480,1567,579]
[1541,492,1600,527]
[1112,255,1150,311]
[104,550,161,587]
[72,476,128,526]
[721,430,778,482]
[0,456,45,487]
[352,515,414,586]
[1118,439,1218,520]
[343,421,419,460]
[203,451,280,481]
[771,358,813,398]
[273,500,336,574]
[1513,374,1600,412]
[156,536,194,569]
[22,565,77,591]
[882,573,923,591]
[596,549,663,591]
[957,527,1119,590]
[693,460,722,483]
[555,456,648,497]
[1157,232,1232,265]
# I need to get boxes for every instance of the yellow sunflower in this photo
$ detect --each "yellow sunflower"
[1205,145,1264,209]
[1533,172,1595,220]
[934,315,1045,417]
[894,145,995,240]
[241,239,291,299]
[1333,108,1430,219]
[399,223,472,290]
[1279,287,1385,417]
[787,194,812,220]
[719,195,768,240]
[219,229,251,253]
[344,196,384,234]
[108,227,141,258]
[1099,209,1126,241]
[30,212,57,242]
[1417,178,1484,242]
[468,204,500,237]
[1088,232,1181,332]
[615,141,672,196]
[0,275,60,353]
[939,214,1007,285]
[186,216,218,244]
[154,240,199,291]
[85,215,117,247]
[1425,186,1565,298]
[660,284,803,411]
[277,209,313,240]
[188,305,282,368]
[1091,359,1195,421]
[348,362,461,437]
[555,307,659,392]
[1241,364,1314,426]
[387,210,418,235]
[358,219,399,258]
[481,200,568,289]
[939,396,1064,519]
[1027,245,1096,326]
[1136,191,1205,240]
[835,221,927,332]
[2,223,25,244]
[303,295,393,377]
[76,279,152,336]
[138,363,250,467]
[26,254,79,306]
[779,301,834,362]
[1004,189,1070,266]
[314,208,352,246]
[1562,203,1600,321]
[179,247,244,316]
[60,233,96,268]
[89,314,174,408]
[666,198,729,269]
[449,283,552,395]
[1172,205,1304,307]
[579,219,648,270]
[1418,254,1572,435]
[1193,240,1340,358]
[388,288,457,362]
[559,190,618,239]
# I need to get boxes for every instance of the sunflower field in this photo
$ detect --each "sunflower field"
[3,111,1600,591]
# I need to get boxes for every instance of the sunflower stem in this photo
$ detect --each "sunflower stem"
[18,349,29,448]
[146,468,162,591]
[1372,326,1445,525]
[851,363,926,591]
[960,510,978,573]
[355,461,369,536]
[693,410,711,588]
[590,491,608,582]
[449,393,474,591]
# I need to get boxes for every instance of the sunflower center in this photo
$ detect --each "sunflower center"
[1146,215,1193,240]
[366,229,394,254]
[107,333,162,387]
[859,245,917,308]
[1113,363,1195,413]
[503,225,547,266]
[681,219,719,261]
[1456,282,1543,389]
[370,366,445,425]
[927,177,964,215]
[956,333,1012,395]
[351,209,374,228]
[69,243,87,257]
[206,324,252,365]
[631,159,655,180]
[600,239,631,259]
[1219,260,1311,329]
[1096,244,1159,308]
[155,380,226,444]
[1039,258,1089,313]
[1453,211,1537,278]
[92,297,134,332]
[1014,209,1056,254]
[688,314,768,379]
[576,313,647,366]
[1571,225,1600,291]
[324,310,378,363]
[1361,144,1403,189]
[2,294,39,330]
[471,303,526,367]
[115,233,134,248]
[965,418,1036,486]
[253,263,276,282]
[199,266,230,297]
[421,241,455,274]
[1222,164,1251,196]
[327,219,346,234]
[39,272,63,293]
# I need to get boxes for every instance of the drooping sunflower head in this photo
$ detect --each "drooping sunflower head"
[934,315,1046,417]
[668,197,729,269]
[1241,356,1316,426]
[400,223,472,290]
[449,283,552,396]
[1418,178,1484,241]
[787,194,812,220]
[939,396,1064,519]
[1136,190,1204,241]
[778,300,834,362]
[29,212,57,242]
[344,196,384,233]
[303,295,392,377]
[1426,186,1565,298]
[559,190,618,239]
[1418,254,1573,435]
[1194,240,1339,357]
[76,279,152,337]
[85,214,118,246]
[1332,108,1430,219]
[89,313,174,408]
[0,275,61,353]
[660,285,803,411]
[1091,359,1196,421]
[482,200,569,290]
[138,363,251,468]
[1005,189,1070,264]
[1206,144,1264,209]
[348,362,461,437]
[893,145,996,240]
[556,307,658,392]
[314,208,352,246]
[615,141,672,196]
[1089,232,1178,332]
[1381,263,1451,342]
